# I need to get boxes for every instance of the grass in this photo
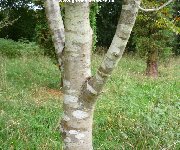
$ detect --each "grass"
[93,55,180,150]
[0,39,179,149]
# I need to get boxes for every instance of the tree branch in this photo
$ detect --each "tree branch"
[80,0,141,102]
[134,0,174,12]
[44,0,65,66]
[0,16,20,30]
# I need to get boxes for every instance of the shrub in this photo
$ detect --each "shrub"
[0,38,43,58]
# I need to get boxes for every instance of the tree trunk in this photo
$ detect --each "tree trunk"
[146,49,158,78]
[60,1,141,149]
[44,0,141,149]
[61,3,94,150]
[44,0,65,88]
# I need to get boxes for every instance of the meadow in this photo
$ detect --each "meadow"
[0,39,179,150]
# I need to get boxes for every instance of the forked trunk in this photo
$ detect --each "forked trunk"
[61,1,141,149]
[61,3,94,150]
[44,0,141,149]
[146,49,158,78]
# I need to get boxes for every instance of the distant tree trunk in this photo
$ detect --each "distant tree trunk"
[146,48,158,78]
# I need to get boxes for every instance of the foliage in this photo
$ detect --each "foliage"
[173,0,180,55]
[96,0,122,48]
[35,2,99,59]
[0,0,32,8]
[0,1,37,41]
[0,15,19,31]
[90,2,99,51]
[133,0,175,61]
[0,43,179,149]
[34,8,57,59]
[0,38,43,58]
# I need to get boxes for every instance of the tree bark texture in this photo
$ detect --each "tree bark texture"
[44,0,65,86]
[61,3,93,150]
[44,0,141,149]
[80,0,141,103]
[146,48,158,78]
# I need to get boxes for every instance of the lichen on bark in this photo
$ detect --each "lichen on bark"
[44,0,141,149]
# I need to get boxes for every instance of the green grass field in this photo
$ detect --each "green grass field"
[0,39,179,149]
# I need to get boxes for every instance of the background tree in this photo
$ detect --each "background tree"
[173,0,180,55]
[0,0,37,41]
[96,0,122,48]
[133,0,176,78]
[0,15,19,31]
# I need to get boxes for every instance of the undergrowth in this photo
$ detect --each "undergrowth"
[0,39,179,149]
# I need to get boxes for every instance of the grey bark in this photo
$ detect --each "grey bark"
[44,0,65,86]
[44,0,141,149]
[80,0,141,104]
[61,3,93,150]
